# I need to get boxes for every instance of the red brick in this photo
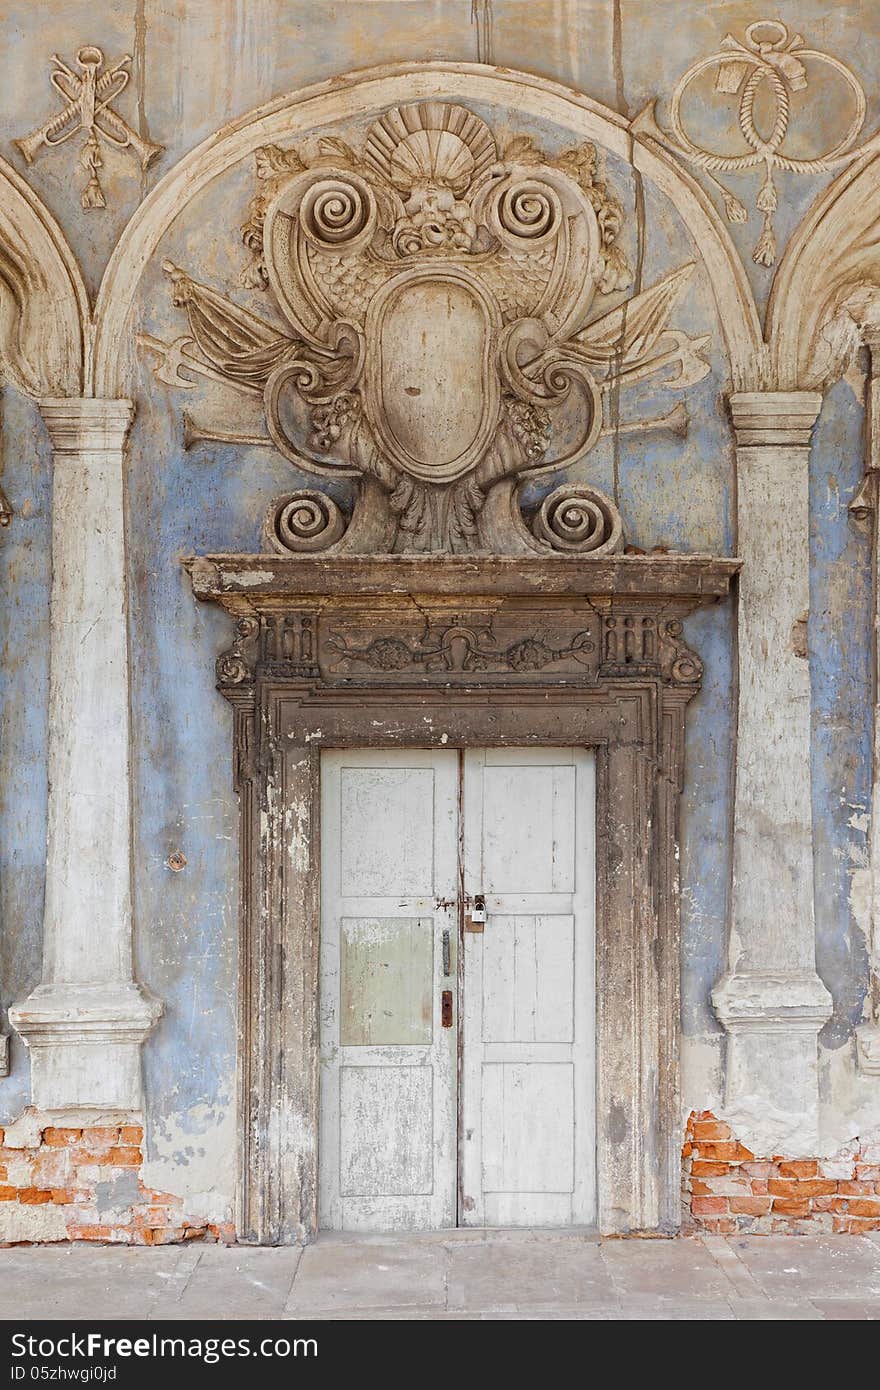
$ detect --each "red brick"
[132,1206,175,1227]
[751,1180,769,1195]
[837,1180,874,1196]
[698,1217,737,1235]
[695,1141,752,1162]
[856,1164,880,1181]
[728,1196,772,1216]
[692,1120,731,1142]
[119,1126,143,1145]
[43,1128,82,1148]
[0,1187,18,1201]
[0,1129,5,1145]
[105,1147,142,1168]
[843,1198,880,1218]
[681,1142,692,1159]
[49,1189,88,1205]
[142,1227,185,1245]
[207,1222,236,1245]
[742,1161,774,1179]
[690,1160,730,1178]
[812,1195,835,1212]
[777,1160,818,1179]
[691,1196,728,1215]
[18,1189,52,1204]
[67,1225,112,1241]
[79,1128,120,1154]
[767,1178,837,1199]
[771,1198,811,1216]
[689,1179,713,1196]
[832,1215,880,1234]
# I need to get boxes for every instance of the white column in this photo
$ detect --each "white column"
[10,399,161,1109]
[713,392,832,1149]
[853,329,880,1074]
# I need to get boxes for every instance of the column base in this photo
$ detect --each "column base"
[9,983,162,1110]
[712,971,832,1154]
[856,1021,880,1075]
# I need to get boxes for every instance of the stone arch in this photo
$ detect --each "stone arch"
[0,156,88,398]
[767,148,880,390]
[91,61,764,397]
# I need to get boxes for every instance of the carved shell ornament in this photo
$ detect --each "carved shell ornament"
[148,101,709,554]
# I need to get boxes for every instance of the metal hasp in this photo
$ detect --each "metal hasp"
[465,893,487,932]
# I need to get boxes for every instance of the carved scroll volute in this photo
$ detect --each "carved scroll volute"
[264,165,384,338]
[477,161,601,340]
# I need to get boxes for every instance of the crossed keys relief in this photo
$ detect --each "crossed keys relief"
[14,46,164,209]
[141,101,709,555]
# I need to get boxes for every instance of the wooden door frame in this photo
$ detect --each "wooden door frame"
[185,553,739,1243]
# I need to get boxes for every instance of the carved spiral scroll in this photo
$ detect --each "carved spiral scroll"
[532,484,623,556]
[299,174,375,250]
[491,178,562,248]
[265,490,346,553]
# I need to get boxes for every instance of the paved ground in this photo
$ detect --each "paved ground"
[0,1230,878,1320]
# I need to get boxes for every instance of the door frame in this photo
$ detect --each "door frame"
[185,552,739,1243]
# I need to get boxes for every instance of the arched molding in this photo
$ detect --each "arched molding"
[768,149,880,391]
[0,156,89,398]
[92,61,764,397]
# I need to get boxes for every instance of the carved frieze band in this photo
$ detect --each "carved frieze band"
[213,600,703,699]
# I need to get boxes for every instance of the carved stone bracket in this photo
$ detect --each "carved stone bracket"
[186,550,739,1242]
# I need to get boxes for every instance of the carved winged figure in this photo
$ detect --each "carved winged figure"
[158,102,703,554]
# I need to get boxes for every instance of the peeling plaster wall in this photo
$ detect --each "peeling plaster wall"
[0,0,878,1214]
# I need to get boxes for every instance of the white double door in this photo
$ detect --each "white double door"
[318,747,596,1232]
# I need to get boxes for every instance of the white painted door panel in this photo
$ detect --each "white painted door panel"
[460,748,596,1227]
[319,750,458,1231]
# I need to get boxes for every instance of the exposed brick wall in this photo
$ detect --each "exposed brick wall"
[0,1121,235,1246]
[683,1111,880,1235]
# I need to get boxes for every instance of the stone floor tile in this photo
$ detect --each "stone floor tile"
[286,1238,447,1314]
[446,1234,610,1308]
[599,1237,736,1299]
[152,1245,302,1319]
[728,1299,825,1320]
[726,1235,880,1301]
[811,1299,880,1320]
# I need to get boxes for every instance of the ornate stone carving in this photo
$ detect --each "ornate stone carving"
[184,550,739,1241]
[14,45,164,210]
[640,19,874,267]
[151,100,707,554]
[326,614,597,676]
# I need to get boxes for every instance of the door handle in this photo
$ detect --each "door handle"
[441,990,453,1028]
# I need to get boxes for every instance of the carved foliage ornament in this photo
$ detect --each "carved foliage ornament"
[639,20,875,267]
[14,46,164,210]
[154,101,708,554]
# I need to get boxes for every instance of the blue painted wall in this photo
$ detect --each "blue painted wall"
[0,1,875,1178]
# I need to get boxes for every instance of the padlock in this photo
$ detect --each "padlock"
[465,893,487,932]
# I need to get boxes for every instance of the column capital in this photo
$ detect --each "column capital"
[712,970,833,1035]
[39,398,134,454]
[728,391,823,448]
